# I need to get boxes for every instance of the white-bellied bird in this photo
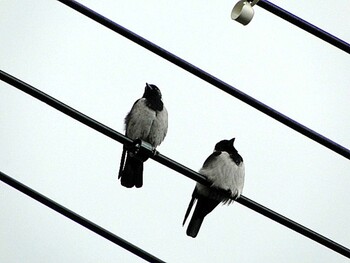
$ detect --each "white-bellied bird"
[183,138,245,237]
[118,83,168,188]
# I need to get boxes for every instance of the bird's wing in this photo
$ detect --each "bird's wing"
[158,105,168,143]
[148,105,168,146]
[235,162,245,196]
[202,151,222,169]
[124,99,140,128]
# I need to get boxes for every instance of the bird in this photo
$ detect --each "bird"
[118,83,168,188]
[182,138,244,238]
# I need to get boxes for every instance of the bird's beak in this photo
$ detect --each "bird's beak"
[145,83,152,92]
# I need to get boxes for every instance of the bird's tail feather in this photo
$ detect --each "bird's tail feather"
[186,197,220,238]
[186,215,204,238]
[118,147,127,179]
[183,195,196,226]
[119,153,144,188]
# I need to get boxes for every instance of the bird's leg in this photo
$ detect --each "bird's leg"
[128,139,154,162]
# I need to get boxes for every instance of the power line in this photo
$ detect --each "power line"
[1,70,349,259]
[56,0,350,160]
[0,70,131,147]
[257,0,350,54]
[0,171,165,263]
[238,197,350,258]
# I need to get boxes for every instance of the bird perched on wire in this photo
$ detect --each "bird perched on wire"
[118,83,168,188]
[183,138,244,238]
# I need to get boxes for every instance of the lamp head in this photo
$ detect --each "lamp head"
[231,0,259,26]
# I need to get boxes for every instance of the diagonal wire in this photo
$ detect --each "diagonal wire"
[1,70,349,259]
[257,0,350,54]
[0,171,165,263]
[56,0,350,160]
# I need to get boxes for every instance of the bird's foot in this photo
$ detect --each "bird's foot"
[151,147,158,156]
[128,139,153,162]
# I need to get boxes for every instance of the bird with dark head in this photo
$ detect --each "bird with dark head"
[118,83,168,188]
[142,84,164,111]
[183,138,245,238]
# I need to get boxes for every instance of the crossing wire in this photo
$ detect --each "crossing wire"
[0,171,165,263]
[56,0,350,160]
[1,70,349,259]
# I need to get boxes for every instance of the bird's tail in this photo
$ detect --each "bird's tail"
[119,150,144,188]
[186,197,220,238]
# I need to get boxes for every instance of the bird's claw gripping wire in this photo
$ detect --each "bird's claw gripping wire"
[128,139,156,162]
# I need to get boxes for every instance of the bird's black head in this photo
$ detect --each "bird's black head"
[214,138,237,154]
[215,138,243,165]
[143,83,162,99]
[142,83,164,111]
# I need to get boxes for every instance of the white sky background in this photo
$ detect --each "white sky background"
[1,0,349,262]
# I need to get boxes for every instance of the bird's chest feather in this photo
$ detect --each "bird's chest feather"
[197,152,245,198]
[126,99,168,146]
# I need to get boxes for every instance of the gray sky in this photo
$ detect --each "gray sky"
[1,0,349,262]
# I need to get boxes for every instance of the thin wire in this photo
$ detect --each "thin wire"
[257,0,350,54]
[56,0,350,160]
[1,70,349,259]
[0,171,165,263]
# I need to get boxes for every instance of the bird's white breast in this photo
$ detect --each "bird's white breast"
[126,98,168,147]
[197,152,245,203]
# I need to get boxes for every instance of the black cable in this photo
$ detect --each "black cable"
[0,171,165,263]
[257,0,350,54]
[0,70,132,147]
[56,0,350,160]
[238,197,350,258]
[1,70,349,259]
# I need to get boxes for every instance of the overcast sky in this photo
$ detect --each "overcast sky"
[1,0,349,262]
